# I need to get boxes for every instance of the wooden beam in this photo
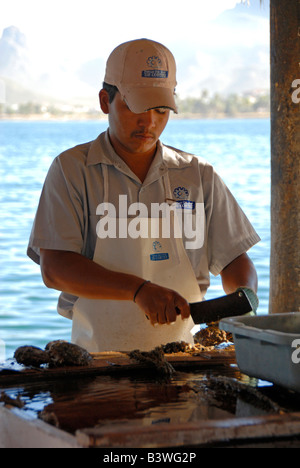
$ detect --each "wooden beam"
[76,411,300,448]
[269,0,300,313]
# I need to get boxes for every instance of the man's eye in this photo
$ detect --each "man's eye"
[155,108,167,114]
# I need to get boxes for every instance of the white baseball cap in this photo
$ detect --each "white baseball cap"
[104,38,178,114]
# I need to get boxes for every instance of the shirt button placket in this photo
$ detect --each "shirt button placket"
[138,186,144,204]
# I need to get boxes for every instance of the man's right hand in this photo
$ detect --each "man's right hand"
[133,281,190,326]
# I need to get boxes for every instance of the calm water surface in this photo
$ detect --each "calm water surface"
[0,118,270,358]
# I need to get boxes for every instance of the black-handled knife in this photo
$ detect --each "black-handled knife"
[189,289,253,324]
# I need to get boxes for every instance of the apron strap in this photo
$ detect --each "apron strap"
[163,171,173,201]
[102,164,109,204]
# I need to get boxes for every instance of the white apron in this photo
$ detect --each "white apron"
[71,165,202,352]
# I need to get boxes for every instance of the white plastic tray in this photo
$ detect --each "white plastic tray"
[219,313,300,392]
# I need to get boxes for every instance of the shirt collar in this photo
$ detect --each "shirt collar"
[86,130,118,166]
[86,130,193,169]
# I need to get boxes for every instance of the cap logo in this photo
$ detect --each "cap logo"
[142,55,168,79]
[146,56,162,68]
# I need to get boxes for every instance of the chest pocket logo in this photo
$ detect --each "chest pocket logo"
[173,186,195,210]
[173,186,189,200]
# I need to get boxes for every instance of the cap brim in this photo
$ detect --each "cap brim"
[120,86,178,114]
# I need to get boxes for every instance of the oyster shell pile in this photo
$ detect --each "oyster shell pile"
[194,323,233,347]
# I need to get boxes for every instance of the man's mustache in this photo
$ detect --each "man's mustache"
[131,131,156,138]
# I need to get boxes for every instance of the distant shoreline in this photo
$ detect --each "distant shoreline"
[0,111,270,122]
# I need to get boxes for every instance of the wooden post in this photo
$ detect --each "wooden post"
[269,0,300,314]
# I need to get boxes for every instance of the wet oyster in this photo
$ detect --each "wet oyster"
[129,346,175,376]
[45,340,93,367]
[14,345,50,367]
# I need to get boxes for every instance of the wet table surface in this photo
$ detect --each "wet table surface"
[2,348,300,447]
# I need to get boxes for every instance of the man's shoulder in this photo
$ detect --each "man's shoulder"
[161,143,211,169]
[57,132,113,168]
[58,140,94,165]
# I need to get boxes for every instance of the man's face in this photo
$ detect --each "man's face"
[100,90,170,159]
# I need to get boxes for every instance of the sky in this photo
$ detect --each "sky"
[1,0,249,64]
[0,0,269,100]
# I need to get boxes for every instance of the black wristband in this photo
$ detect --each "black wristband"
[133,280,150,303]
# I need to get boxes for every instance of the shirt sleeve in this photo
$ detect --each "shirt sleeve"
[27,154,85,264]
[203,163,260,276]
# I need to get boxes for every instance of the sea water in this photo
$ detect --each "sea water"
[0,118,270,358]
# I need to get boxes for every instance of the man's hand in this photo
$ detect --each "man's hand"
[133,281,190,326]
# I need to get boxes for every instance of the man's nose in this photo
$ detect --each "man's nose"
[137,109,156,127]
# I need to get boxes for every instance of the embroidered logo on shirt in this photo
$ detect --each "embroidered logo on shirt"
[173,186,195,210]
[173,186,189,199]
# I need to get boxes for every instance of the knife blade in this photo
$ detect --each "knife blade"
[189,289,253,324]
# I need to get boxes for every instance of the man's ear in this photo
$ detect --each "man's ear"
[99,89,109,114]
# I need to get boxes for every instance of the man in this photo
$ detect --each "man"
[27,38,260,352]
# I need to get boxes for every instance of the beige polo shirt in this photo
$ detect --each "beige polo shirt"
[27,130,260,315]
